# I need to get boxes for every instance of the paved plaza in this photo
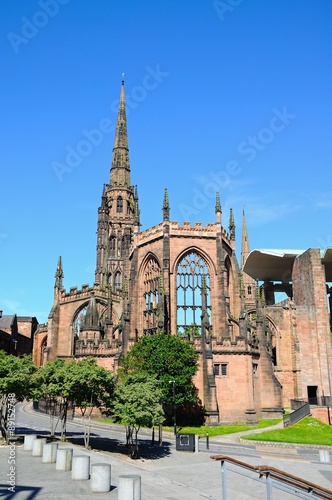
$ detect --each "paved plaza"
[1,404,332,499]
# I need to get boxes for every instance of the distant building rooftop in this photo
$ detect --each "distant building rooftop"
[0,315,16,330]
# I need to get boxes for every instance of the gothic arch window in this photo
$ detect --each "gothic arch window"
[116,196,123,213]
[41,335,47,351]
[122,230,131,255]
[225,256,234,312]
[40,335,48,366]
[114,271,122,291]
[176,251,211,337]
[248,311,279,366]
[110,236,116,258]
[72,301,107,352]
[142,256,161,335]
[225,256,231,289]
[73,306,88,339]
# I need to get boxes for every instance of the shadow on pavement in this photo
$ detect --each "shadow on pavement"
[14,426,172,460]
[0,484,42,499]
[69,434,172,460]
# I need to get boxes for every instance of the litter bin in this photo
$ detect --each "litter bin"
[176,433,195,452]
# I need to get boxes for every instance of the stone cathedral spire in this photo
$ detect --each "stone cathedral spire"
[110,75,130,186]
[95,76,139,286]
[241,209,250,269]
[240,209,255,304]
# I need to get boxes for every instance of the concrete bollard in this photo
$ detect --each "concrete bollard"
[32,437,47,457]
[71,455,90,480]
[24,434,38,451]
[56,448,73,471]
[42,442,58,463]
[319,450,330,463]
[90,463,111,493]
[195,435,199,453]
[118,475,141,500]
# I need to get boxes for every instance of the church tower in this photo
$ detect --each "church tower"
[95,76,140,291]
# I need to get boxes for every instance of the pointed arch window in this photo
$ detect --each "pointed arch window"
[143,256,161,335]
[116,196,123,213]
[122,229,132,255]
[114,271,122,291]
[225,257,231,289]
[73,301,107,354]
[176,251,211,337]
[109,236,116,258]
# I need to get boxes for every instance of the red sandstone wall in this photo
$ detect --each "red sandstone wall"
[310,406,332,425]
[265,302,300,405]
[213,354,256,421]
[292,249,331,401]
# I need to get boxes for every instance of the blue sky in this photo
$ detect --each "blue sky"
[1,0,332,323]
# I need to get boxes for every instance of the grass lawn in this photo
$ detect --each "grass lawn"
[98,418,281,437]
[162,418,281,437]
[244,416,332,446]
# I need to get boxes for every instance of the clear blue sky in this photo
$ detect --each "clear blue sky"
[1,0,332,323]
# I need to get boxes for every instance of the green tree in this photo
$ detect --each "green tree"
[0,351,36,442]
[68,357,115,448]
[33,357,115,446]
[32,358,74,440]
[113,374,164,456]
[118,333,201,424]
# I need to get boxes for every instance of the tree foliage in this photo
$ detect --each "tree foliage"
[113,374,164,452]
[32,357,115,446]
[68,357,114,413]
[0,351,36,441]
[118,334,200,420]
[66,357,115,448]
[32,358,75,440]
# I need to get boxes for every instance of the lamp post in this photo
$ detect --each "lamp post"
[169,380,177,435]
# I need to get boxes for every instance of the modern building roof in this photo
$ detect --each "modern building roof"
[243,248,332,282]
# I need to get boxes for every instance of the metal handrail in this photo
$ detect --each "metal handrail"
[283,401,311,427]
[211,455,332,499]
